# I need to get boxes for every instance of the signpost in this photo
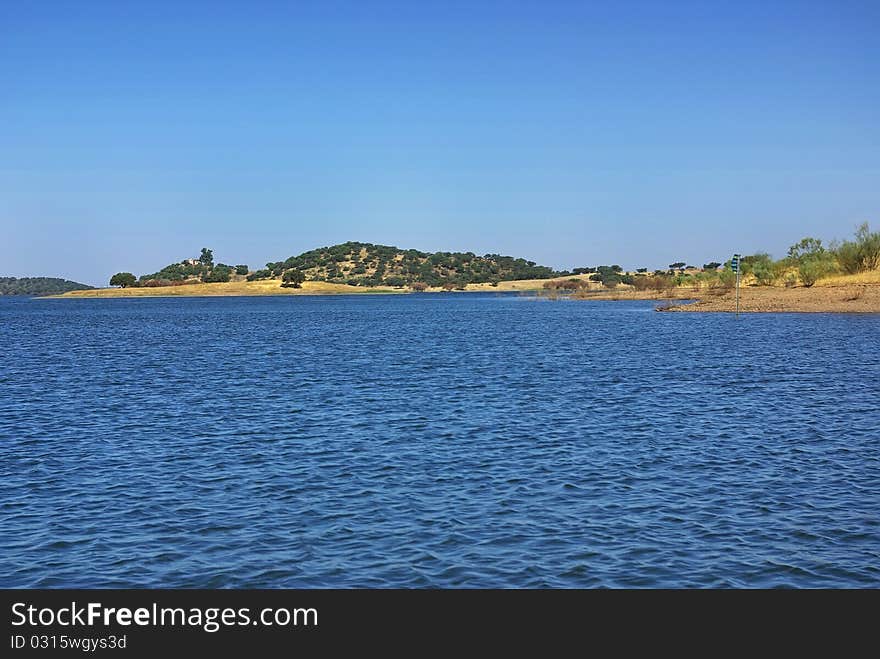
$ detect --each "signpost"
[731,254,741,317]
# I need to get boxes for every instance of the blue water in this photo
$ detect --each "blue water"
[1,294,878,588]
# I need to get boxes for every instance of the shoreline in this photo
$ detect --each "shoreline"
[43,273,880,313]
[661,280,880,313]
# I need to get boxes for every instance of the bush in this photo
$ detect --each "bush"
[786,236,837,286]
[410,282,428,292]
[631,276,651,291]
[741,253,772,278]
[752,259,784,286]
[718,270,736,288]
[834,222,880,274]
[651,275,674,292]
[835,240,862,275]
[798,257,836,287]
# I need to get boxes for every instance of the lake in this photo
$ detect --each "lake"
[1,294,878,587]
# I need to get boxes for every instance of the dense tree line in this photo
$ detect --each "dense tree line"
[109,248,250,288]
[0,277,94,295]
[109,223,879,291]
[248,241,562,287]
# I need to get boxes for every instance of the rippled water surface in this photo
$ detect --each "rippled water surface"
[1,295,878,587]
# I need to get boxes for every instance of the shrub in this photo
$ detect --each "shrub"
[410,282,428,292]
[834,222,880,273]
[718,270,736,288]
[836,240,862,275]
[752,259,783,286]
[798,257,836,287]
[741,253,772,278]
[651,275,674,292]
[786,236,837,286]
[631,276,651,291]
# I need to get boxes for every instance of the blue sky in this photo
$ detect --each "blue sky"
[1,0,878,285]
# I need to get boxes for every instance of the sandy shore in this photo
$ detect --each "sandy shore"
[664,282,880,313]
[48,271,880,312]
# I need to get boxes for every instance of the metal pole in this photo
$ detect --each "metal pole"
[735,265,740,317]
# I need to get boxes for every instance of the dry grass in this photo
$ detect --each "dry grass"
[814,269,880,286]
[51,267,880,311]
[54,279,405,298]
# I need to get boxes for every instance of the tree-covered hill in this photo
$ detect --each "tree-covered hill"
[134,248,248,285]
[249,241,562,287]
[0,277,95,296]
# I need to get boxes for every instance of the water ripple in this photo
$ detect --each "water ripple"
[1,295,879,587]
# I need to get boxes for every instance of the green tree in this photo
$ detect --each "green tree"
[199,248,214,267]
[109,272,136,288]
[203,265,231,283]
[235,265,249,275]
[787,237,825,261]
[282,269,305,288]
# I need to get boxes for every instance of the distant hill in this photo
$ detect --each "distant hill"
[250,241,563,287]
[0,277,95,296]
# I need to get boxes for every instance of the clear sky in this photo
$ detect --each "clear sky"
[1,0,878,285]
